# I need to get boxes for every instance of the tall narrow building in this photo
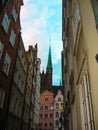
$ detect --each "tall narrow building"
[0,0,23,129]
[62,0,98,130]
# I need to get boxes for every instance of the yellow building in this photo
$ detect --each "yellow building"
[62,0,98,130]
[22,45,34,130]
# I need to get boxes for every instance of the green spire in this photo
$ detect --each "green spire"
[47,45,52,69]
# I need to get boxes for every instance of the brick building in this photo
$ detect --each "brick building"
[39,90,54,130]
[0,0,23,129]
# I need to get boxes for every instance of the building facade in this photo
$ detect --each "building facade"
[22,45,34,130]
[54,90,64,130]
[7,35,28,130]
[62,0,98,130]
[39,90,54,130]
[33,57,41,130]
[0,0,23,129]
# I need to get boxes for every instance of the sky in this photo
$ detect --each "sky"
[20,0,63,86]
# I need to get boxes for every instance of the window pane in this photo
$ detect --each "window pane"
[1,12,10,33]
[44,114,48,118]
[45,98,48,102]
[9,29,16,47]
[2,52,11,75]
[12,6,17,22]
[45,106,48,110]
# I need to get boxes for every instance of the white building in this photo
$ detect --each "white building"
[33,58,41,129]
[54,90,64,130]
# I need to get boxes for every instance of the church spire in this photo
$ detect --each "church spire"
[47,45,52,69]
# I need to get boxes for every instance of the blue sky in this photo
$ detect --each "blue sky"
[20,0,63,85]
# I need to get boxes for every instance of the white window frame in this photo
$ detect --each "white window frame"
[12,6,18,22]
[9,28,16,47]
[1,12,10,33]
[2,52,11,75]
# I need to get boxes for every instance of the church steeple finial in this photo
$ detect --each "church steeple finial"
[47,44,52,69]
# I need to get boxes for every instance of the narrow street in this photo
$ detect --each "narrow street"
[1,0,98,130]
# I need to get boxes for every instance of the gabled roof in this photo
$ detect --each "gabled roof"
[41,90,53,96]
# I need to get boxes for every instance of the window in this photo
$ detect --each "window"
[2,52,11,75]
[50,105,53,110]
[40,106,43,110]
[44,123,48,127]
[45,106,48,110]
[45,98,48,102]
[60,103,64,108]
[0,41,4,59]
[56,103,59,109]
[40,114,43,118]
[91,0,98,31]
[72,2,81,45]
[58,98,61,102]
[49,123,53,127]
[1,12,10,33]
[55,112,59,118]
[0,86,5,108]
[44,114,48,118]
[79,70,95,130]
[12,6,17,22]
[50,114,53,118]
[9,28,16,47]
[39,123,42,127]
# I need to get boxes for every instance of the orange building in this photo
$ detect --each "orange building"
[39,90,54,130]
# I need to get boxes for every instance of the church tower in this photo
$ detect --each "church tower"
[40,45,53,91]
[46,45,53,89]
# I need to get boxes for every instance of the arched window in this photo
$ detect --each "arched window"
[55,103,59,109]
[60,103,64,108]
[55,112,59,118]
[60,111,63,117]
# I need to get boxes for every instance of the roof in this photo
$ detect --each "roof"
[46,45,52,69]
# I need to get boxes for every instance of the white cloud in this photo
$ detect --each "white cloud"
[20,0,63,85]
